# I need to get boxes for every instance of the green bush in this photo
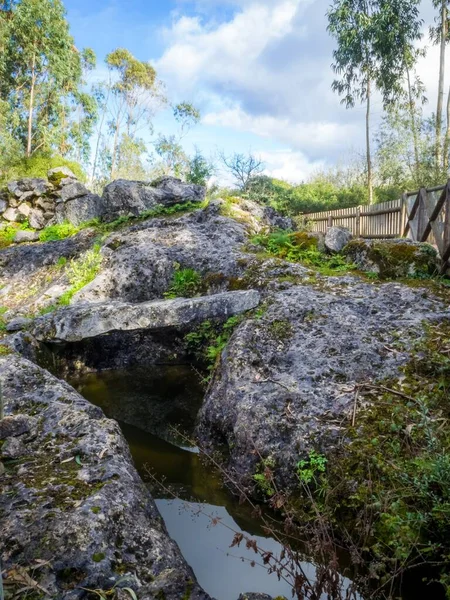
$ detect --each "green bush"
[0,154,85,184]
[39,222,81,242]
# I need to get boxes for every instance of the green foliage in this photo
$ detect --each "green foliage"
[253,456,276,497]
[186,150,214,186]
[164,266,202,299]
[0,154,85,185]
[184,315,244,372]
[251,230,356,275]
[0,221,35,248]
[297,451,327,486]
[39,221,81,242]
[102,200,207,232]
[57,244,102,306]
[0,0,93,159]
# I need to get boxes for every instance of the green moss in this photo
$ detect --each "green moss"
[92,552,106,563]
[182,579,194,600]
[344,240,438,279]
[91,506,101,514]
[269,319,293,340]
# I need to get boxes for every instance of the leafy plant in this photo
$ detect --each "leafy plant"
[251,230,356,275]
[39,221,81,242]
[297,451,327,486]
[184,315,244,373]
[164,266,202,299]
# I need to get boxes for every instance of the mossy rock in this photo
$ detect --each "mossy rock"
[343,238,438,279]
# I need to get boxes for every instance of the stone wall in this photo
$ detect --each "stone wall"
[0,166,103,236]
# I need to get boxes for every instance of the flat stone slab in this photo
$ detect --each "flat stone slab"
[32,290,261,342]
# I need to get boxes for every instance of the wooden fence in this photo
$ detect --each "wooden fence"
[301,181,450,272]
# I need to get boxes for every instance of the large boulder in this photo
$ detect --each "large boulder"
[0,354,211,600]
[343,238,439,278]
[325,226,352,253]
[74,205,248,304]
[102,177,206,222]
[31,290,260,343]
[197,281,450,488]
[58,181,90,203]
[56,193,104,226]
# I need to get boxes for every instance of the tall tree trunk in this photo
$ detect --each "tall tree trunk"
[436,0,448,171]
[444,85,450,172]
[110,116,120,179]
[26,53,36,158]
[406,66,420,182]
[91,86,111,184]
[366,78,373,205]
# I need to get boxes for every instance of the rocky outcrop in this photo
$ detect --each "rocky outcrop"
[102,177,206,222]
[325,226,352,253]
[0,168,103,234]
[31,290,260,343]
[75,204,248,304]
[197,281,450,488]
[343,238,439,278]
[0,355,210,600]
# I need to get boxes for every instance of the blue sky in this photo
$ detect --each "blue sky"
[64,0,447,183]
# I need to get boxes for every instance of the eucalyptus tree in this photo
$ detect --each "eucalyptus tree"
[105,48,158,178]
[327,0,423,204]
[1,0,84,157]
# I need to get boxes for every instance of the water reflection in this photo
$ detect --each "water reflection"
[71,366,357,600]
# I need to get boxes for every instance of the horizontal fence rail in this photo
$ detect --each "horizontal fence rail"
[301,181,450,272]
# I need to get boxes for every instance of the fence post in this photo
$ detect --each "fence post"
[355,206,361,238]
[400,192,408,238]
[327,215,333,228]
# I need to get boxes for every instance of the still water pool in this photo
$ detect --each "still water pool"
[70,365,356,600]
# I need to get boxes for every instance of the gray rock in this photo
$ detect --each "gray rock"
[197,281,450,488]
[47,166,77,182]
[0,414,37,439]
[59,193,104,226]
[17,202,31,217]
[343,238,439,279]
[19,190,37,203]
[1,435,27,459]
[238,595,277,600]
[28,208,46,230]
[75,206,247,304]
[102,177,206,222]
[0,198,7,213]
[59,181,90,203]
[36,197,55,211]
[325,226,352,253]
[13,229,40,243]
[31,290,260,342]
[0,228,97,278]
[8,178,50,197]
[5,317,32,332]
[0,354,211,600]
[3,207,25,222]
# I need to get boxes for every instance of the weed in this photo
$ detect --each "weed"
[164,265,202,299]
[184,315,245,373]
[297,450,327,486]
[251,230,356,275]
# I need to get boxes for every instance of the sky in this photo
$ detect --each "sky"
[64,0,449,184]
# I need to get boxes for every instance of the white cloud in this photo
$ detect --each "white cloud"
[156,0,450,173]
[259,149,325,182]
[203,106,360,155]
